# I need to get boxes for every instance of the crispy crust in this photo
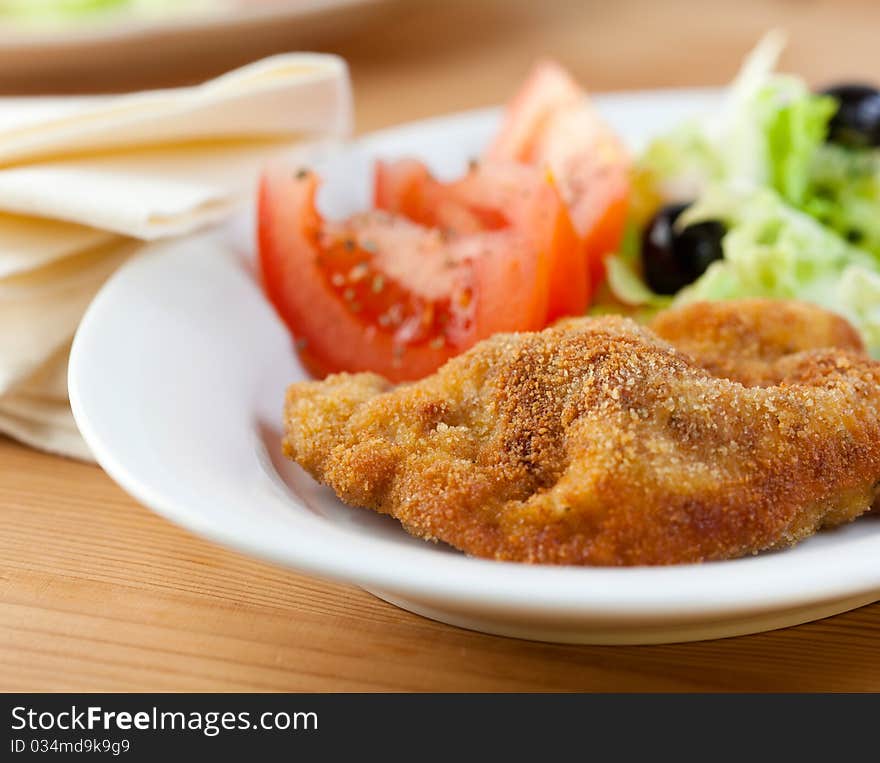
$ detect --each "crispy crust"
[650,299,865,386]
[283,302,880,565]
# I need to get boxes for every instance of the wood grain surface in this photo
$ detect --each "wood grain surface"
[3,0,880,692]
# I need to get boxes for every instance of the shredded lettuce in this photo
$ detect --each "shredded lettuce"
[763,90,837,205]
[604,255,672,310]
[634,29,880,253]
[678,187,880,356]
[635,31,788,201]
[801,144,880,257]
[602,221,672,309]
[606,32,880,357]
[638,54,836,201]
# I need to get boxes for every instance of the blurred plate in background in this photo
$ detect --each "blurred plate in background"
[0,0,385,93]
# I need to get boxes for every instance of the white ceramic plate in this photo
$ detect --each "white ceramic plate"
[69,90,880,644]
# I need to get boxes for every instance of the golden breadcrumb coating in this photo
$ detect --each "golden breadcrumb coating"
[283,302,880,565]
[650,299,865,386]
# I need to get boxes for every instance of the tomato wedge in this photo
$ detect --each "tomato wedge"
[374,159,585,321]
[374,158,497,234]
[259,167,562,381]
[259,60,628,382]
[486,60,631,290]
[487,61,583,162]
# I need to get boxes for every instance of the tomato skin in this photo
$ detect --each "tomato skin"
[487,60,631,294]
[374,159,488,234]
[486,60,583,164]
[544,182,588,321]
[446,162,586,323]
[261,60,628,382]
[579,164,630,287]
[374,159,587,323]
[258,169,458,381]
[259,166,568,382]
[373,158,432,225]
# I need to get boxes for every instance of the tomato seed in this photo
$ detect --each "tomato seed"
[348,263,369,282]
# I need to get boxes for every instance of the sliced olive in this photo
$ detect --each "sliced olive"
[642,203,725,295]
[819,83,880,148]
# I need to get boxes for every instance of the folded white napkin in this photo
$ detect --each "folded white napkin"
[0,53,351,239]
[0,341,86,459]
[0,54,351,168]
[0,141,302,239]
[0,239,137,394]
[0,213,116,278]
[0,396,90,461]
[0,53,352,460]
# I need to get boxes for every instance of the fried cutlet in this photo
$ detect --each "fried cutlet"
[650,299,865,386]
[283,302,880,565]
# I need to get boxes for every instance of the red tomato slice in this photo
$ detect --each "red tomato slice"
[374,159,489,234]
[374,159,586,321]
[486,60,583,164]
[258,167,556,382]
[486,60,631,290]
[444,162,585,322]
[372,158,433,226]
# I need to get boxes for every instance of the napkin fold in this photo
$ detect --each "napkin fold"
[0,213,116,278]
[0,53,352,460]
[0,54,351,168]
[0,140,299,239]
[0,396,90,461]
[0,341,87,460]
[0,239,137,394]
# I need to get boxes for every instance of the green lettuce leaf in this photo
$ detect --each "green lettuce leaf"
[608,32,880,358]
[763,89,837,205]
[633,30,880,255]
[678,186,880,356]
[634,31,789,203]
[801,144,880,258]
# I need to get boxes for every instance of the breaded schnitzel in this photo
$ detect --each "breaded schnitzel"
[283,301,880,565]
[650,299,865,387]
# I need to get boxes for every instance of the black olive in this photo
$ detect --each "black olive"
[642,203,725,295]
[819,83,880,148]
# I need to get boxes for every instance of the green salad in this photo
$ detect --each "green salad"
[0,0,210,27]
[604,32,880,357]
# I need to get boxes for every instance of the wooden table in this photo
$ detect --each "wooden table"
[3,0,880,692]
